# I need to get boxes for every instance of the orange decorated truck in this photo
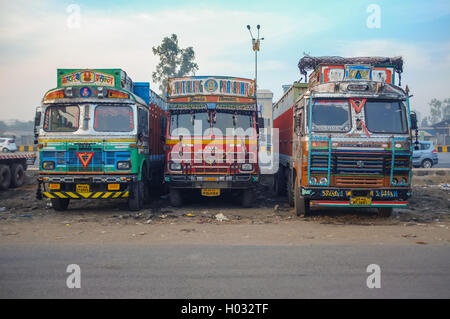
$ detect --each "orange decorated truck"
[273,56,418,217]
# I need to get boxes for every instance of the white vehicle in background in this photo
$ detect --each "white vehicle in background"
[0,138,18,153]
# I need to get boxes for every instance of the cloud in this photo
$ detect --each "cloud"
[0,1,329,120]
[336,39,450,115]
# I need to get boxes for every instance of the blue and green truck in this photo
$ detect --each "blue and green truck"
[35,69,167,211]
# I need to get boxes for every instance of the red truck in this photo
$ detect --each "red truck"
[164,76,263,207]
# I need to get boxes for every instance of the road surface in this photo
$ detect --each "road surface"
[0,244,449,299]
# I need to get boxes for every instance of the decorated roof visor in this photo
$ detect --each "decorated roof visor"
[167,76,256,99]
[298,56,404,85]
[57,69,134,91]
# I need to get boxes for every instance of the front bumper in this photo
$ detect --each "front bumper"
[165,174,259,189]
[37,174,137,200]
[301,187,411,208]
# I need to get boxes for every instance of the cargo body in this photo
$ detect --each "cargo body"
[164,76,261,207]
[35,69,167,211]
[0,153,35,190]
[273,57,415,217]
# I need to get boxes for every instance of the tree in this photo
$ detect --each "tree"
[429,99,442,125]
[442,98,450,120]
[152,34,199,96]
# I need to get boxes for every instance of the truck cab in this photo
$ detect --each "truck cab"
[36,69,166,211]
[280,56,417,217]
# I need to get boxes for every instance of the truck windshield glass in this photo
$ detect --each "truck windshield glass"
[212,111,254,137]
[44,105,79,132]
[94,105,134,132]
[170,111,210,136]
[311,100,351,132]
[364,101,407,133]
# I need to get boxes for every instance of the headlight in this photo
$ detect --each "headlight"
[169,162,182,171]
[319,177,328,184]
[117,161,131,170]
[240,163,254,171]
[309,177,317,184]
[42,161,55,170]
[392,178,398,185]
[400,177,407,184]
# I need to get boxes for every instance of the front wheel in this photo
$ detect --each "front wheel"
[294,180,310,217]
[2,148,9,153]
[128,181,144,211]
[51,198,70,211]
[242,188,255,208]
[377,207,393,217]
[169,188,183,207]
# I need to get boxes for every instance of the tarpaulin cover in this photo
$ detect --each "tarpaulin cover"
[298,55,404,77]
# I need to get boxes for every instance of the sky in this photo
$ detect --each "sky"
[0,0,449,121]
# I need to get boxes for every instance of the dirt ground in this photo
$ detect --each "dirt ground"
[0,171,449,245]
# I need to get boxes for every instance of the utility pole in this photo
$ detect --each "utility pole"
[246,25,264,93]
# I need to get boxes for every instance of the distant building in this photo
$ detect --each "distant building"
[432,119,450,145]
[256,89,274,148]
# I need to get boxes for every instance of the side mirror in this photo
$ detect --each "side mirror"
[410,112,418,130]
[258,117,265,130]
[34,110,41,145]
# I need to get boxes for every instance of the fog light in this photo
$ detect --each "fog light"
[43,161,55,170]
[117,161,131,170]
[309,177,317,184]
[319,177,328,184]
[240,163,253,171]
[392,178,398,185]
[169,162,182,171]
[400,177,407,184]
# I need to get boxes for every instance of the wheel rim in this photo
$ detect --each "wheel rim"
[423,160,431,168]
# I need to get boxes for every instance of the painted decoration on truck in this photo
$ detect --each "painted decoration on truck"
[372,67,394,84]
[345,64,371,80]
[60,70,115,87]
[167,76,255,98]
[321,65,345,82]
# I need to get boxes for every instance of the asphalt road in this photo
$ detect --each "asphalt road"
[0,244,449,298]
[435,152,450,168]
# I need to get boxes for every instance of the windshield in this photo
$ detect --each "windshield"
[94,105,134,132]
[44,105,79,132]
[364,100,408,133]
[212,111,254,136]
[170,111,210,136]
[311,100,351,132]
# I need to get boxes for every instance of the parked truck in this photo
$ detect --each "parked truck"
[164,76,263,207]
[0,153,36,190]
[35,68,167,211]
[273,56,417,217]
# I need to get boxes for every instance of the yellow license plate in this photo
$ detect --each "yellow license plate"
[76,184,90,193]
[108,184,120,190]
[49,183,60,190]
[350,197,371,205]
[201,188,220,197]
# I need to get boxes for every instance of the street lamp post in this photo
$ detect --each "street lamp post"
[246,25,264,93]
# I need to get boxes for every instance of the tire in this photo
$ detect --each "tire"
[242,188,255,208]
[377,207,393,217]
[128,180,144,211]
[294,180,310,217]
[142,166,151,203]
[169,188,182,207]
[0,165,11,190]
[51,198,70,211]
[274,167,286,196]
[10,163,25,188]
[286,170,294,207]
[421,159,432,168]
[2,148,9,153]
